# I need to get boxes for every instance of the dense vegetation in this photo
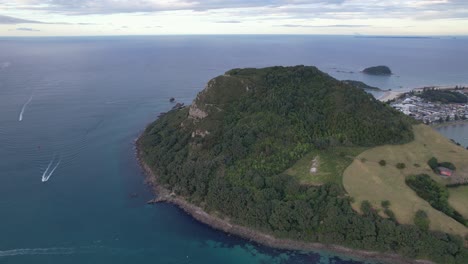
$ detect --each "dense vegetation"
[342,80,381,91]
[140,66,468,263]
[418,89,468,104]
[428,157,457,174]
[405,174,467,226]
[414,210,430,231]
[362,65,392,75]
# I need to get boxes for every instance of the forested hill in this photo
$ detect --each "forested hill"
[139,66,468,263]
[187,66,413,147]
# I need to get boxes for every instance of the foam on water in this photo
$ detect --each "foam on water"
[0,247,74,257]
[19,94,33,121]
[42,158,60,182]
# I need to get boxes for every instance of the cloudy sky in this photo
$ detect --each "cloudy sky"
[1,0,467,36]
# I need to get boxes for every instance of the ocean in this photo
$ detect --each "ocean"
[0,35,467,264]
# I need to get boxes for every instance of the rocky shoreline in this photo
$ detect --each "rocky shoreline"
[135,134,433,264]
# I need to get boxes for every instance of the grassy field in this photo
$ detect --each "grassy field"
[449,186,468,219]
[343,124,468,236]
[285,146,367,186]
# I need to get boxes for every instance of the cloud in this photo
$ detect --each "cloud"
[215,20,242,23]
[15,27,41,31]
[0,14,44,24]
[277,24,370,28]
[1,0,468,25]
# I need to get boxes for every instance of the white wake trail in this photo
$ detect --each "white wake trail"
[19,94,33,121]
[0,247,74,257]
[41,158,54,181]
[42,160,60,182]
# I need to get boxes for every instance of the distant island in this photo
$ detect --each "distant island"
[342,80,382,91]
[138,66,468,264]
[363,65,392,75]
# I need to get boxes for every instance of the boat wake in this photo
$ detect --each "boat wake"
[0,247,74,257]
[42,156,61,182]
[19,94,33,121]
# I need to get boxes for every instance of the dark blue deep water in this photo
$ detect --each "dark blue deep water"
[0,35,467,263]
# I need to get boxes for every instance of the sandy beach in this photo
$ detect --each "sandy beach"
[378,91,405,102]
[378,84,468,102]
[135,134,433,264]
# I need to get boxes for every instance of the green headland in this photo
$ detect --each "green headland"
[138,66,468,264]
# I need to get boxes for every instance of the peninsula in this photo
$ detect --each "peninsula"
[138,66,468,264]
[342,80,382,91]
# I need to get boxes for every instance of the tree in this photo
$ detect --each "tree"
[414,210,430,231]
[381,200,391,208]
[428,157,438,170]
[396,163,406,169]
[379,160,387,166]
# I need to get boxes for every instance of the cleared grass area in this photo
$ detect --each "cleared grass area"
[343,124,468,236]
[285,146,367,186]
[449,186,468,219]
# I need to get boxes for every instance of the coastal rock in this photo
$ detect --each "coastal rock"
[147,197,165,204]
[169,97,175,103]
[172,102,185,110]
[188,103,208,119]
[191,129,210,138]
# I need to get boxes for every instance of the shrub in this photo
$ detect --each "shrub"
[414,210,430,231]
[396,163,406,169]
[381,200,391,208]
[360,200,373,215]
[439,162,456,171]
[428,157,438,170]
[379,160,387,166]
[384,208,396,220]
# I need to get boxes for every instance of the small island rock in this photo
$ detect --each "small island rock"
[362,65,392,75]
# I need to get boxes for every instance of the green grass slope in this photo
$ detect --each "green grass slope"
[344,124,468,236]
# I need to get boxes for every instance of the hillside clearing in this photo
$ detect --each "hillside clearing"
[286,146,367,186]
[343,124,468,236]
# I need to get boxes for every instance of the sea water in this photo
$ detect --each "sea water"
[1,35,467,264]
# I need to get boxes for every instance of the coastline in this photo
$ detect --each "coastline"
[377,84,468,103]
[378,90,405,102]
[135,134,433,264]
[431,119,468,129]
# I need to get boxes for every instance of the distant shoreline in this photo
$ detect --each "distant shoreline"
[377,84,468,102]
[432,119,468,129]
[377,91,404,102]
[135,133,432,264]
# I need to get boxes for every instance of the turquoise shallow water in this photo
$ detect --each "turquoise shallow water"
[0,36,467,264]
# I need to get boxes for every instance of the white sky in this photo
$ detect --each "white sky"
[1,0,467,36]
